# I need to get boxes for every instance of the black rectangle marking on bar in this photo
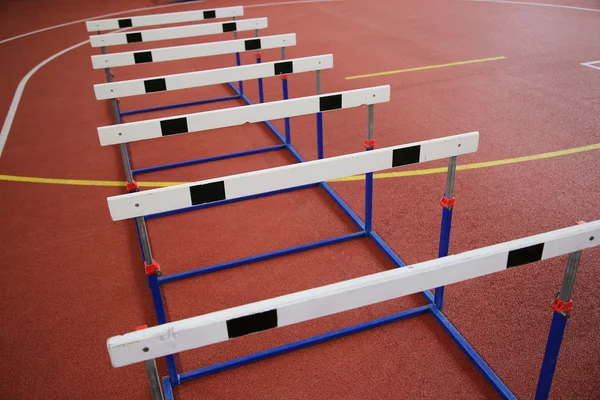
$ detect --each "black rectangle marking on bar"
[226,310,278,339]
[244,38,261,51]
[392,145,421,167]
[133,51,153,64]
[222,22,237,32]
[160,117,188,136]
[126,32,143,43]
[203,10,216,19]
[118,19,133,28]
[319,94,342,112]
[274,61,293,75]
[144,78,167,93]
[189,181,226,206]
[507,243,545,268]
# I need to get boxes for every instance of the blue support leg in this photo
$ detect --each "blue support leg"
[282,77,291,144]
[535,312,568,400]
[256,53,265,103]
[434,206,453,309]
[163,377,174,400]
[147,272,180,385]
[235,52,244,95]
[365,172,373,233]
[434,156,457,310]
[316,112,324,159]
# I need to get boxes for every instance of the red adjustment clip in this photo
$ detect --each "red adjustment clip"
[136,324,148,331]
[144,260,161,276]
[126,181,139,193]
[255,52,261,60]
[280,74,288,81]
[110,71,115,78]
[440,197,456,208]
[115,97,121,104]
[552,297,573,314]
[363,139,375,150]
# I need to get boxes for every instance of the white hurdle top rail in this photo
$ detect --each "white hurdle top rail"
[91,33,297,69]
[107,220,600,367]
[97,85,387,145]
[90,18,268,48]
[86,6,244,32]
[106,131,479,221]
[93,54,333,100]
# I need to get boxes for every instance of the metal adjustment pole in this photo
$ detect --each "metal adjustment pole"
[535,250,583,400]
[281,47,291,144]
[100,42,135,184]
[135,216,179,384]
[434,156,457,309]
[144,359,165,400]
[233,17,243,95]
[315,70,324,159]
[255,29,264,103]
[364,105,375,233]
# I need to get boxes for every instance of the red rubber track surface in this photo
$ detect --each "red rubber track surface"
[1,0,599,399]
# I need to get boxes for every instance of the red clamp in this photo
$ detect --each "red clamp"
[363,139,375,150]
[110,71,115,78]
[440,196,456,208]
[126,181,139,193]
[552,297,573,314]
[280,74,288,81]
[255,52,262,60]
[144,260,161,276]
[115,97,121,104]
[136,324,148,331]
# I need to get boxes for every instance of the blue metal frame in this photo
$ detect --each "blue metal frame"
[535,311,568,399]
[101,35,566,400]
[120,49,282,177]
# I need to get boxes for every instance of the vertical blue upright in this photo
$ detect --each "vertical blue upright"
[535,250,582,399]
[434,156,457,310]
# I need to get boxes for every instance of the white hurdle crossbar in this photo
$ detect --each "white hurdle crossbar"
[86,6,244,32]
[91,34,296,69]
[90,18,268,48]
[106,132,479,221]
[97,85,387,145]
[93,54,333,100]
[107,220,600,367]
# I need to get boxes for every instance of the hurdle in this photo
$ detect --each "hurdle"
[108,215,598,399]
[89,6,311,183]
[94,54,333,175]
[103,129,479,392]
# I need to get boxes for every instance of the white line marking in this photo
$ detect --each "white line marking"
[463,0,600,13]
[0,1,206,45]
[0,0,342,45]
[0,0,343,159]
[581,60,600,71]
[0,40,90,157]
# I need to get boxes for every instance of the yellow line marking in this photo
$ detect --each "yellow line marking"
[0,141,598,188]
[345,56,507,80]
[0,175,185,188]
[331,142,600,182]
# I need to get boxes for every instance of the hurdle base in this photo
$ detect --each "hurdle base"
[175,304,432,384]
[131,144,286,176]
[120,95,241,117]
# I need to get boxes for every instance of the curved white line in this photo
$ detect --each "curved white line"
[463,0,600,13]
[0,40,90,156]
[0,1,206,45]
[0,0,342,158]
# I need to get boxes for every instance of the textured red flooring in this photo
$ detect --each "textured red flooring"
[1,0,600,399]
